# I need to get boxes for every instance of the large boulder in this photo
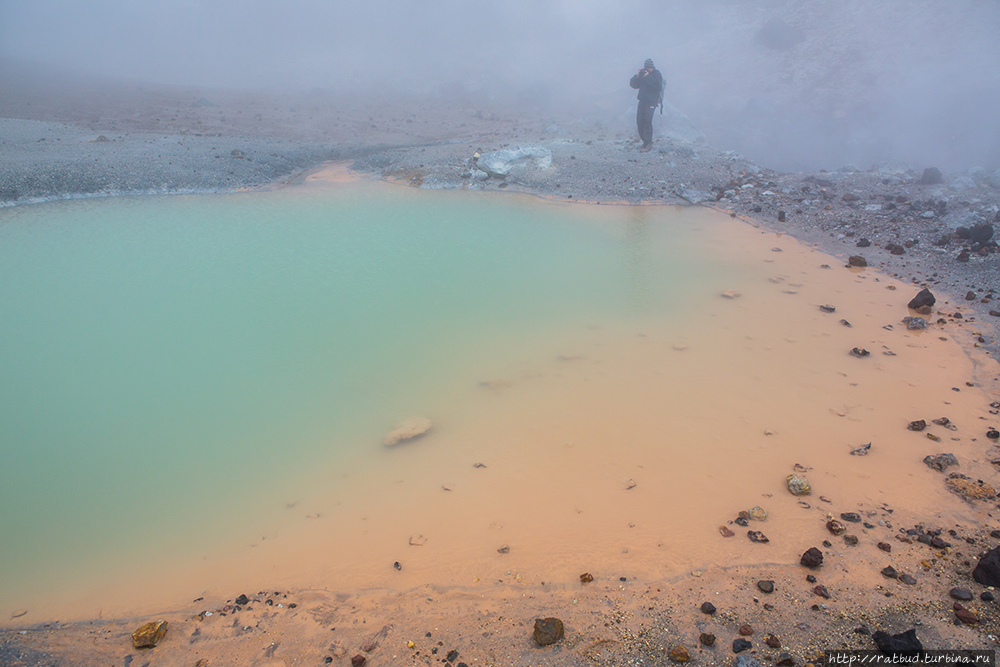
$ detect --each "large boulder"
[872,628,922,656]
[476,146,552,178]
[973,545,1000,586]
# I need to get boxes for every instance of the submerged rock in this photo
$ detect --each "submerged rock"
[532,617,564,646]
[383,418,432,446]
[132,620,168,649]
[923,453,958,472]
[786,474,811,495]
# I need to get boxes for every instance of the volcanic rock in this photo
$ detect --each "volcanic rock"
[826,520,846,535]
[700,633,716,646]
[950,588,973,601]
[132,620,168,649]
[733,638,752,653]
[953,603,978,625]
[787,474,811,495]
[973,546,1000,586]
[908,289,936,310]
[668,645,690,662]
[700,601,717,615]
[801,547,823,568]
[872,628,922,656]
[532,617,564,646]
[848,255,867,267]
[923,453,958,472]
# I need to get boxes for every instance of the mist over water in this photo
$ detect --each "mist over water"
[2,0,999,171]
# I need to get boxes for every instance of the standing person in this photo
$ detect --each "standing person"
[629,58,663,152]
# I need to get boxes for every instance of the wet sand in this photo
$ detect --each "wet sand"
[4,174,1000,665]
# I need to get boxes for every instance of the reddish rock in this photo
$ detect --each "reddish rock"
[953,603,979,625]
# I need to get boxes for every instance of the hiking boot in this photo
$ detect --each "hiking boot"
[639,144,652,153]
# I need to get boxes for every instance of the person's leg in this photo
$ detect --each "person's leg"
[638,105,654,148]
[635,104,646,144]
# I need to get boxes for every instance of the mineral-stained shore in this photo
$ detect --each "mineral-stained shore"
[3,70,1000,666]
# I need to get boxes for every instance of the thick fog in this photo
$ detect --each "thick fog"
[2,0,998,172]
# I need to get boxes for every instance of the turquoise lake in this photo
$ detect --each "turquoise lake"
[0,183,746,613]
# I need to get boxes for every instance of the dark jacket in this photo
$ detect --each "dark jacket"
[630,69,663,106]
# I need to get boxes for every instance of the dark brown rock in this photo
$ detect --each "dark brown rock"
[800,547,823,568]
[813,585,830,598]
[580,573,594,583]
[668,645,691,663]
[739,624,754,636]
[700,601,717,615]
[826,520,846,535]
[848,255,867,267]
[748,530,769,543]
[533,617,564,646]
[700,633,716,646]
[908,289,935,310]
[757,580,774,594]
[877,542,892,553]
[765,634,781,649]
[351,655,367,667]
[907,420,927,432]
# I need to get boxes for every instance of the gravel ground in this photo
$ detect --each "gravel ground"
[0,117,352,203]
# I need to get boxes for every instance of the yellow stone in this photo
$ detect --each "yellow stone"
[132,620,168,649]
[668,645,691,663]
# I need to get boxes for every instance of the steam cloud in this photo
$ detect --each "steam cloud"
[2,0,998,171]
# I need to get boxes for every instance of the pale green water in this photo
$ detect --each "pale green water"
[0,184,742,609]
